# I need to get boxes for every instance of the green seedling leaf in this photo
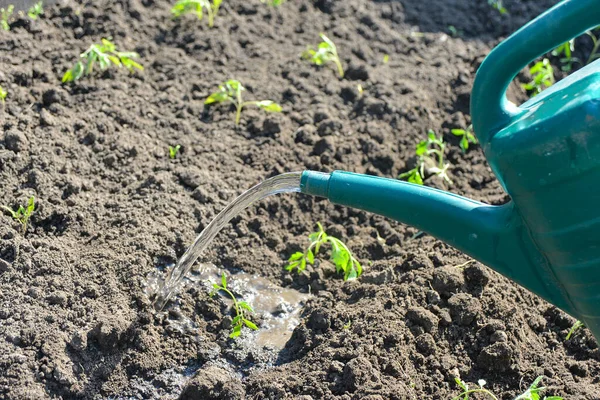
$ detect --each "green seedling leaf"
[261,0,285,6]
[27,1,44,20]
[62,39,143,83]
[169,144,181,159]
[566,320,585,340]
[487,0,507,14]
[220,272,227,288]
[0,85,6,103]
[1,5,13,31]
[451,126,478,152]
[302,33,344,78]
[2,196,35,234]
[172,0,221,27]
[521,58,554,97]
[205,79,282,125]
[243,319,258,330]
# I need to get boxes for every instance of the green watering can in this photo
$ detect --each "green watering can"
[300,0,600,342]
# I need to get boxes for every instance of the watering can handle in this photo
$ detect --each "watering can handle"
[471,0,600,146]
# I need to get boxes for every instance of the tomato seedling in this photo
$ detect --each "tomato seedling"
[1,5,13,31]
[451,125,478,152]
[210,273,258,338]
[487,0,507,15]
[28,1,43,20]
[552,39,578,72]
[302,34,344,78]
[453,376,563,400]
[566,320,585,340]
[2,196,35,234]
[0,86,6,103]
[171,0,222,28]
[205,79,282,125]
[521,59,554,97]
[585,29,600,65]
[286,222,363,281]
[399,130,452,185]
[62,38,144,83]
[169,145,181,159]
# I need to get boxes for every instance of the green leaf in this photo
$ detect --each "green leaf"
[244,319,258,330]
[306,249,314,264]
[285,261,299,271]
[212,283,220,291]
[288,251,304,261]
[451,129,465,136]
[229,325,242,338]
[255,100,282,112]
[238,301,254,312]
[205,90,229,105]
[232,315,241,325]
[415,140,428,156]
[221,272,227,288]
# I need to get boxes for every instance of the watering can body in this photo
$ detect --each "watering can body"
[301,0,600,342]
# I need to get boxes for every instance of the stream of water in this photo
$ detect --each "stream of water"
[152,172,303,311]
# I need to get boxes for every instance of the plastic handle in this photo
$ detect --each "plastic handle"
[471,0,600,146]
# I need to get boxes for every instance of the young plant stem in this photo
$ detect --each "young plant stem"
[586,31,600,65]
[452,388,499,400]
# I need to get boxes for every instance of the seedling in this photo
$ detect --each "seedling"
[169,145,181,159]
[521,59,554,97]
[286,222,363,281]
[585,29,600,65]
[2,196,35,234]
[209,273,258,338]
[451,125,478,152]
[0,86,6,103]
[171,0,222,28]
[566,320,585,340]
[302,34,344,78]
[399,130,452,185]
[487,0,507,15]
[27,1,43,20]
[1,5,13,31]
[382,54,389,64]
[552,39,578,72]
[62,38,143,83]
[453,376,563,400]
[205,79,282,125]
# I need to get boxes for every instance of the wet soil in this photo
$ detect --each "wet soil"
[1,0,600,398]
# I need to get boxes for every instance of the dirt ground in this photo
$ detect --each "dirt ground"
[1,0,600,398]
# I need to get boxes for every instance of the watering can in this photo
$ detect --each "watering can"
[300,0,600,342]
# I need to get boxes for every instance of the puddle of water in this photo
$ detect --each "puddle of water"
[146,262,309,349]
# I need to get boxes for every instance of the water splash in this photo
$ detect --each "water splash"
[152,172,303,310]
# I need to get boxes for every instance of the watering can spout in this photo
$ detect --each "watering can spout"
[300,171,579,319]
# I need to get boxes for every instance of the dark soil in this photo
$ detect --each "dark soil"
[1,0,599,398]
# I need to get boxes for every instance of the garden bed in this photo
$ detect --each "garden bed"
[1,0,599,398]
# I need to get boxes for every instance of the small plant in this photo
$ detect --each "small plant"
[453,378,498,400]
[169,145,181,159]
[451,125,478,152]
[2,196,35,234]
[399,130,452,185]
[27,1,43,20]
[62,38,143,83]
[487,0,507,15]
[171,0,222,28]
[566,320,585,340]
[453,376,563,400]
[585,29,600,65]
[0,85,6,103]
[521,59,554,97]
[286,222,363,281]
[302,34,344,78]
[210,273,258,338]
[382,54,390,64]
[552,39,578,72]
[1,5,13,31]
[205,79,282,125]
